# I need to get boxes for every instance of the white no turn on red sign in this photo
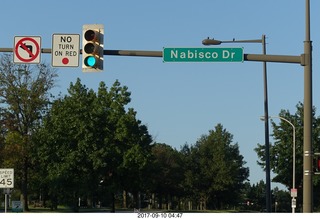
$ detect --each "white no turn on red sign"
[52,34,80,67]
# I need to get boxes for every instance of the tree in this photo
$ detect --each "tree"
[255,102,320,209]
[149,143,184,210]
[33,79,99,210]
[33,78,153,211]
[183,124,249,210]
[0,54,58,211]
[114,107,153,209]
[245,180,267,211]
[273,187,291,212]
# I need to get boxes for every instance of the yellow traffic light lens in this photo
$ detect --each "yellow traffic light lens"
[84,56,96,67]
[84,43,95,54]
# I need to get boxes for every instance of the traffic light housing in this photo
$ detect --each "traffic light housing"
[314,153,320,174]
[316,156,320,172]
[82,24,104,72]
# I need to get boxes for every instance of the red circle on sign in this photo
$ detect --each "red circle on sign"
[15,37,40,62]
[62,58,69,65]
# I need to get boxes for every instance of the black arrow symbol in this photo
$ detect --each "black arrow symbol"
[20,43,33,57]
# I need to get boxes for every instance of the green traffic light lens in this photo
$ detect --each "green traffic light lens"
[84,56,96,67]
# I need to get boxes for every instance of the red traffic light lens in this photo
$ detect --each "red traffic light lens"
[84,30,97,41]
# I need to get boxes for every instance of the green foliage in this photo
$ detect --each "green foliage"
[0,54,58,211]
[32,78,153,210]
[255,102,320,209]
[181,123,249,210]
[150,143,185,200]
[0,54,57,134]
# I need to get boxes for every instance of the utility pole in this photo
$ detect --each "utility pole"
[303,0,313,212]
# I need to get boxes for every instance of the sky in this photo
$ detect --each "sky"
[1,0,320,191]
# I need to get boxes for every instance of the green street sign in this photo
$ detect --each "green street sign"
[163,47,243,62]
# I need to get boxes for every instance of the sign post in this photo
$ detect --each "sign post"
[52,34,80,67]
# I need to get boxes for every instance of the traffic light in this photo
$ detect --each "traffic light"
[317,156,320,172]
[314,152,320,174]
[82,24,104,72]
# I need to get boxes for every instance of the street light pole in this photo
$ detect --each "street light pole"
[202,35,272,212]
[261,35,272,213]
[261,116,296,213]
